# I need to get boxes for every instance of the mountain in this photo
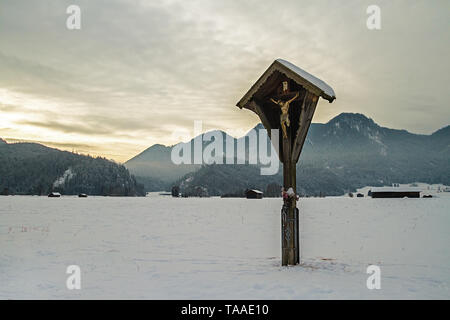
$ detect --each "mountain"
[430,125,450,150]
[126,113,449,196]
[299,113,449,190]
[125,130,237,190]
[0,140,145,196]
[125,143,198,185]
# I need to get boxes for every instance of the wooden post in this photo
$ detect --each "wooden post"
[281,129,298,266]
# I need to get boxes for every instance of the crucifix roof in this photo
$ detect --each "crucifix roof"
[236,59,336,109]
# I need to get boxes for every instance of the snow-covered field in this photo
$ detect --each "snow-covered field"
[1,192,449,299]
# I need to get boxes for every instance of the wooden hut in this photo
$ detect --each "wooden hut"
[246,189,263,199]
[370,187,420,198]
[48,192,61,198]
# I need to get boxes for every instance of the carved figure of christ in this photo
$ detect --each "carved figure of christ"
[270,91,299,139]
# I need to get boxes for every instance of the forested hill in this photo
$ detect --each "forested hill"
[0,141,145,196]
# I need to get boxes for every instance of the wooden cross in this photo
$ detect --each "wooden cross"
[236,59,335,266]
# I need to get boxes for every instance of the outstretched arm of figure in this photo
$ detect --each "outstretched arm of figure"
[270,98,279,105]
[287,92,299,104]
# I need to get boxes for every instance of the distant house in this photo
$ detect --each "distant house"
[48,192,61,198]
[246,189,263,199]
[369,187,420,198]
[171,186,180,197]
[192,186,208,198]
[181,186,209,198]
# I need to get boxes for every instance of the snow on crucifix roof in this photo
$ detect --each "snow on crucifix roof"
[237,59,336,109]
[276,59,336,101]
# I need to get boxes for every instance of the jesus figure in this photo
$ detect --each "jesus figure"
[270,91,299,139]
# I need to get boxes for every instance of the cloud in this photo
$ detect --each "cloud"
[16,120,112,136]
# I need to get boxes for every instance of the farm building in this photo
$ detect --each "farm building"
[48,192,61,198]
[369,187,420,198]
[245,189,263,199]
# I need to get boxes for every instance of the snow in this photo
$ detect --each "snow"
[53,168,74,188]
[1,193,449,299]
[370,187,422,193]
[276,59,336,100]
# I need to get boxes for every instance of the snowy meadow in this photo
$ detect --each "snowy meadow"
[1,193,449,299]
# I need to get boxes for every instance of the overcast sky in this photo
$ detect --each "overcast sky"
[0,0,448,161]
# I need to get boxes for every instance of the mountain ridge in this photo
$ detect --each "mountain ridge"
[124,112,449,195]
[2,113,448,196]
[127,113,447,159]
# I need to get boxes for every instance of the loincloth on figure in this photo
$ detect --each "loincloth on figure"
[280,113,290,126]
